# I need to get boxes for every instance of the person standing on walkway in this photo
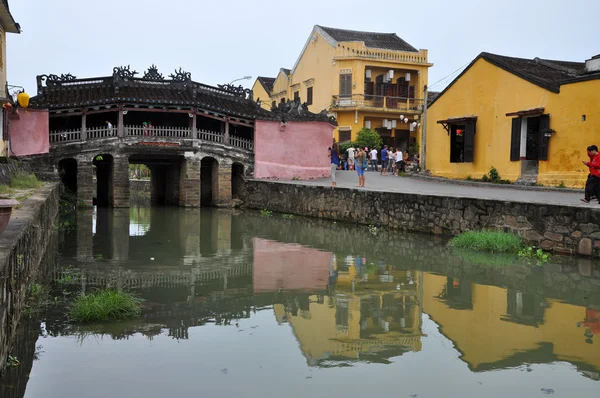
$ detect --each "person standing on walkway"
[355,147,366,187]
[346,145,355,171]
[370,147,378,172]
[394,148,404,176]
[582,145,600,203]
[329,143,340,187]
[380,145,389,176]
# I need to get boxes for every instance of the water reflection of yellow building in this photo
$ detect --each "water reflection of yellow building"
[274,259,424,366]
[422,273,600,373]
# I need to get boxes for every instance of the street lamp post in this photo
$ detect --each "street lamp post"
[229,76,252,85]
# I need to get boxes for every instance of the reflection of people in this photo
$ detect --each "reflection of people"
[577,308,600,344]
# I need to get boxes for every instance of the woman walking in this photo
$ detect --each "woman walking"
[355,147,367,187]
[329,143,340,187]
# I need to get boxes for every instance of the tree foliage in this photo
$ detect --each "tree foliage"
[353,128,383,150]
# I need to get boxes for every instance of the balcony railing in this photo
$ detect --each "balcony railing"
[49,125,253,150]
[334,46,428,64]
[332,94,424,112]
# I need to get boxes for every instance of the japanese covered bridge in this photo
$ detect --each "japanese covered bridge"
[25,65,332,207]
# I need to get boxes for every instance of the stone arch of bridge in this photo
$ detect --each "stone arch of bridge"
[200,156,219,207]
[92,153,114,207]
[58,158,78,194]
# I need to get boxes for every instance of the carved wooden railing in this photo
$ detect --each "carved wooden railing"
[49,125,254,150]
[49,129,82,143]
[331,94,424,112]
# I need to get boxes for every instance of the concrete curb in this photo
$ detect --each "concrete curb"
[404,173,584,194]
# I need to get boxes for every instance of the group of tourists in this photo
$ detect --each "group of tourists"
[329,144,420,188]
[581,145,600,204]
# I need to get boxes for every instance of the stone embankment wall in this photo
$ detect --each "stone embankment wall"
[0,183,60,371]
[242,181,600,257]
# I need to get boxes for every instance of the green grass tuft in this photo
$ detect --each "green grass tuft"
[10,171,43,189]
[70,289,142,322]
[448,230,523,253]
[0,184,13,194]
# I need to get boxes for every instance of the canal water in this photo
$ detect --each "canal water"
[2,206,600,398]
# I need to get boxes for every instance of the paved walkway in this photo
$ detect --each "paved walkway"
[280,170,593,208]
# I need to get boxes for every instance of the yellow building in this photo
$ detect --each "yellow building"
[422,273,600,375]
[0,0,20,158]
[255,25,432,150]
[426,52,600,187]
[251,76,275,108]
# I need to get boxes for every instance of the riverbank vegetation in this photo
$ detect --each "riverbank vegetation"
[449,230,550,264]
[70,289,142,322]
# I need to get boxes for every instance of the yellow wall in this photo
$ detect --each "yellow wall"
[270,71,289,102]
[426,58,600,187]
[422,273,600,371]
[251,80,271,110]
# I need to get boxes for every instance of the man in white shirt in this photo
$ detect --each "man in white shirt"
[347,146,355,171]
[370,148,378,172]
[395,149,404,176]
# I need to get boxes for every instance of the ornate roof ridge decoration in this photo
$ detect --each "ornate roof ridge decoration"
[217,83,252,99]
[113,65,138,79]
[143,64,164,80]
[268,98,337,125]
[169,67,191,82]
[36,73,77,93]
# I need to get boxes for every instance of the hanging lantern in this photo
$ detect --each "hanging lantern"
[456,129,464,136]
[17,92,30,108]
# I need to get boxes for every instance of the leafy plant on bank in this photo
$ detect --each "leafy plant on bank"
[5,355,20,368]
[467,167,512,184]
[368,225,379,235]
[260,209,273,217]
[449,230,551,265]
[69,289,142,323]
[517,246,551,264]
[282,214,294,219]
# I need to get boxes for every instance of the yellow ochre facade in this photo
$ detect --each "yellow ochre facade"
[0,1,20,158]
[426,52,600,187]
[254,25,432,151]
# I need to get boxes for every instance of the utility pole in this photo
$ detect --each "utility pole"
[421,85,429,172]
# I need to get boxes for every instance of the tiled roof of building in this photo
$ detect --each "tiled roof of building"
[427,91,440,105]
[280,68,291,76]
[429,52,600,107]
[256,76,275,93]
[317,25,418,52]
[29,67,273,120]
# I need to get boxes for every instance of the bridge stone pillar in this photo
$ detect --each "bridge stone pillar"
[180,156,201,207]
[113,155,130,208]
[216,162,232,207]
[76,157,94,207]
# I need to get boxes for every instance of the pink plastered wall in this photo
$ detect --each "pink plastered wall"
[254,120,334,179]
[9,109,49,156]
[252,238,332,293]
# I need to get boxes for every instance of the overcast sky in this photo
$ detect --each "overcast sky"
[6,0,598,99]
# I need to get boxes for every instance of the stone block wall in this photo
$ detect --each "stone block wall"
[0,183,60,372]
[112,155,130,208]
[0,161,33,185]
[217,164,232,207]
[180,158,200,207]
[242,181,600,258]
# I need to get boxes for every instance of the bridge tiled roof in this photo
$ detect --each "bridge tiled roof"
[30,67,275,120]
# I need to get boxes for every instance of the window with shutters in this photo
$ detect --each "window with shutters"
[339,74,352,97]
[306,87,313,105]
[339,129,351,143]
[449,122,476,163]
[293,91,300,102]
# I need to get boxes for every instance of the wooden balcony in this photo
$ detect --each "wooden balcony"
[334,46,429,65]
[331,94,424,113]
[49,125,254,151]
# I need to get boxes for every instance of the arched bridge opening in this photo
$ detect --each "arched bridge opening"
[93,154,114,207]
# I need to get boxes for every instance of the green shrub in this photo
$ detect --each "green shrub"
[10,171,43,189]
[448,230,523,253]
[518,246,551,264]
[354,128,383,150]
[70,289,142,322]
[260,209,272,217]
